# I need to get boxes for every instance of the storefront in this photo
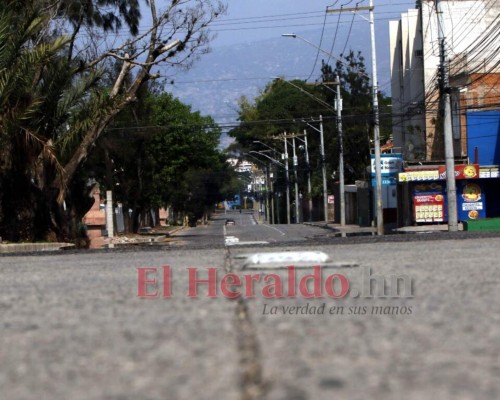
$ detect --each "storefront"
[398,164,500,224]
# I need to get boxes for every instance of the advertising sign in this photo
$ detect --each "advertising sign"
[413,183,445,223]
[371,177,398,187]
[399,164,480,182]
[457,181,486,220]
[437,164,479,180]
[371,154,403,177]
[479,167,500,178]
[399,170,440,182]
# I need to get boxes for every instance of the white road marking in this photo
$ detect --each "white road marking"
[261,224,286,236]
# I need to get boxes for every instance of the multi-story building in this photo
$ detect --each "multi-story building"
[389,0,500,225]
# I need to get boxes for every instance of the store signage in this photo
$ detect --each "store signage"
[414,193,445,223]
[479,167,500,178]
[371,154,403,177]
[437,164,479,180]
[371,177,398,186]
[399,170,440,182]
[399,164,480,182]
[413,183,445,223]
[457,181,486,220]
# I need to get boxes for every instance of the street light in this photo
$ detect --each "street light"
[275,71,342,224]
[248,150,284,168]
[290,135,300,223]
[243,153,271,224]
[302,118,328,223]
[271,76,330,222]
[249,150,290,224]
[282,138,291,224]
[271,76,336,112]
[253,140,282,158]
[295,132,312,222]
[298,77,346,227]
[282,32,383,234]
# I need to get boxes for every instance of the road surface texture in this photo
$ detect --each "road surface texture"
[1,216,499,399]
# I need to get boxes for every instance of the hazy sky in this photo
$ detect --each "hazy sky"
[209,0,418,47]
[166,0,420,133]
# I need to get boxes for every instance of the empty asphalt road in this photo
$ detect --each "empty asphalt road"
[0,226,499,399]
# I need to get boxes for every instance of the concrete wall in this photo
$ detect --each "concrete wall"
[389,9,426,161]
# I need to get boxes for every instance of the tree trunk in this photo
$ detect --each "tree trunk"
[0,175,53,242]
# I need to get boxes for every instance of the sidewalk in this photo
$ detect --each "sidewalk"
[254,208,464,235]
[304,221,464,235]
[0,225,188,254]
[303,221,377,236]
[394,223,463,233]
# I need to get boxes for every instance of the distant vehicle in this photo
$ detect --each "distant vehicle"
[225,219,235,226]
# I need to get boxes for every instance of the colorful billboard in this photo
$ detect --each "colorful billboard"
[413,183,446,223]
[457,181,486,221]
[399,164,479,182]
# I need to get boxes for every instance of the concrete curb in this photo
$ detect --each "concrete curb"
[303,222,377,236]
[0,242,75,254]
[166,226,186,236]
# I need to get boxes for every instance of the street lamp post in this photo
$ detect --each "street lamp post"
[297,131,312,222]
[269,167,275,224]
[319,117,328,222]
[253,140,280,156]
[252,141,290,225]
[335,74,346,227]
[292,136,300,223]
[265,164,272,224]
[282,31,383,233]
[242,152,272,223]
[248,149,289,224]
[367,0,384,235]
[302,119,328,222]
[436,0,458,231]
[283,137,291,224]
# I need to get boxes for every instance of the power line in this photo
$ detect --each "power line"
[73,5,420,39]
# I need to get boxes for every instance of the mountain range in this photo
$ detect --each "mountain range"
[167,25,393,148]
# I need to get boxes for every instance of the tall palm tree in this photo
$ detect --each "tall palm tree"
[0,2,101,241]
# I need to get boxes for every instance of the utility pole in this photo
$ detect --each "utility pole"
[284,136,291,224]
[264,164,270,223]
[275,133,304,224]
[319,116,328,222]
[335,75,346,227]
[368,0,384,235]
[327,1,383,234]
[269,165,275,224]
[302,117,328,222]
[292,137,300,223]
[303,130,313,222]
[436,0,458,231]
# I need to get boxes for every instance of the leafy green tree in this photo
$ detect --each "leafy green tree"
[230,79,331,149]
[321,52,392,181]
[146,93,225,217]
[87,91,234,231]
[229,51,392,222]
[228,78,336,220]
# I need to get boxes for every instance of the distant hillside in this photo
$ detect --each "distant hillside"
[167,26,392,147]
